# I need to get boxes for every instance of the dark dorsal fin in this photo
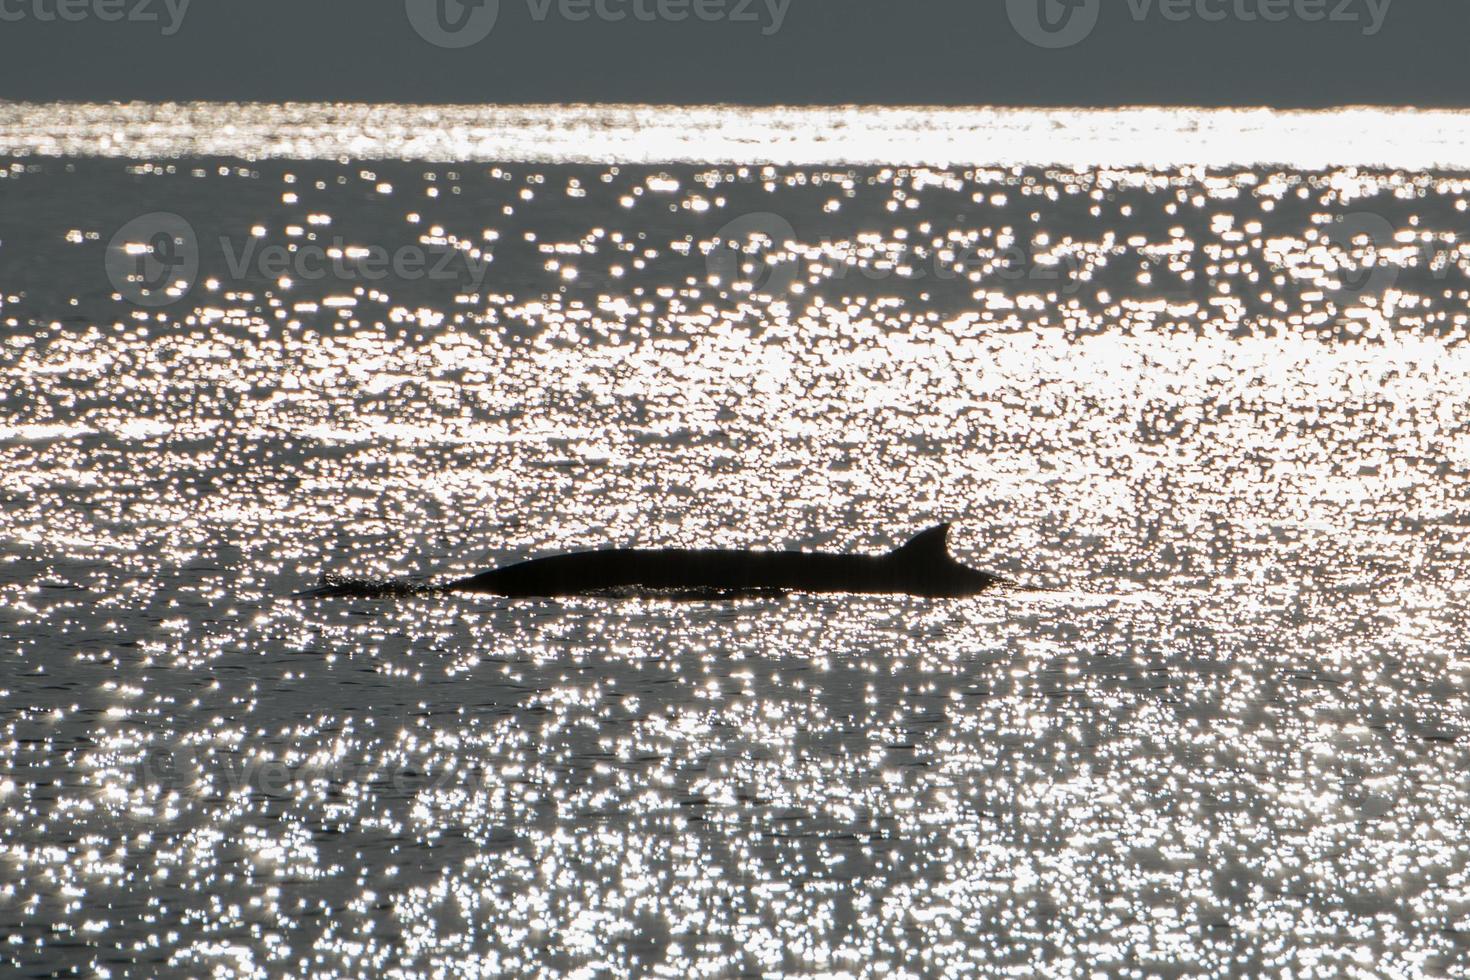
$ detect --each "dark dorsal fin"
[890,523,951,562]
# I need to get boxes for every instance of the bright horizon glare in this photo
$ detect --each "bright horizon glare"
[5,103,1470,169]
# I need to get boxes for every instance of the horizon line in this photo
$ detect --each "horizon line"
[2,103,1467,169]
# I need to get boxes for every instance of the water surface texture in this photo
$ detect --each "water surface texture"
[3,109,1470,976]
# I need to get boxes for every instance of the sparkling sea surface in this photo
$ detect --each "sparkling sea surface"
[3,107,1470,977]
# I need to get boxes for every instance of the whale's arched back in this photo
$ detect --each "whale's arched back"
[300,520,1005,600]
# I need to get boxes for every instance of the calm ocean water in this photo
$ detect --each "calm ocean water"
[3,106,1470,977]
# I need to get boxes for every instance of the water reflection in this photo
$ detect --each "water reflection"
[1,148,1468,975]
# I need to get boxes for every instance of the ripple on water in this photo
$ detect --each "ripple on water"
[1,152,1469,976]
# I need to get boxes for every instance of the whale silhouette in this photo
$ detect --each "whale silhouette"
[298,523,1004,600]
